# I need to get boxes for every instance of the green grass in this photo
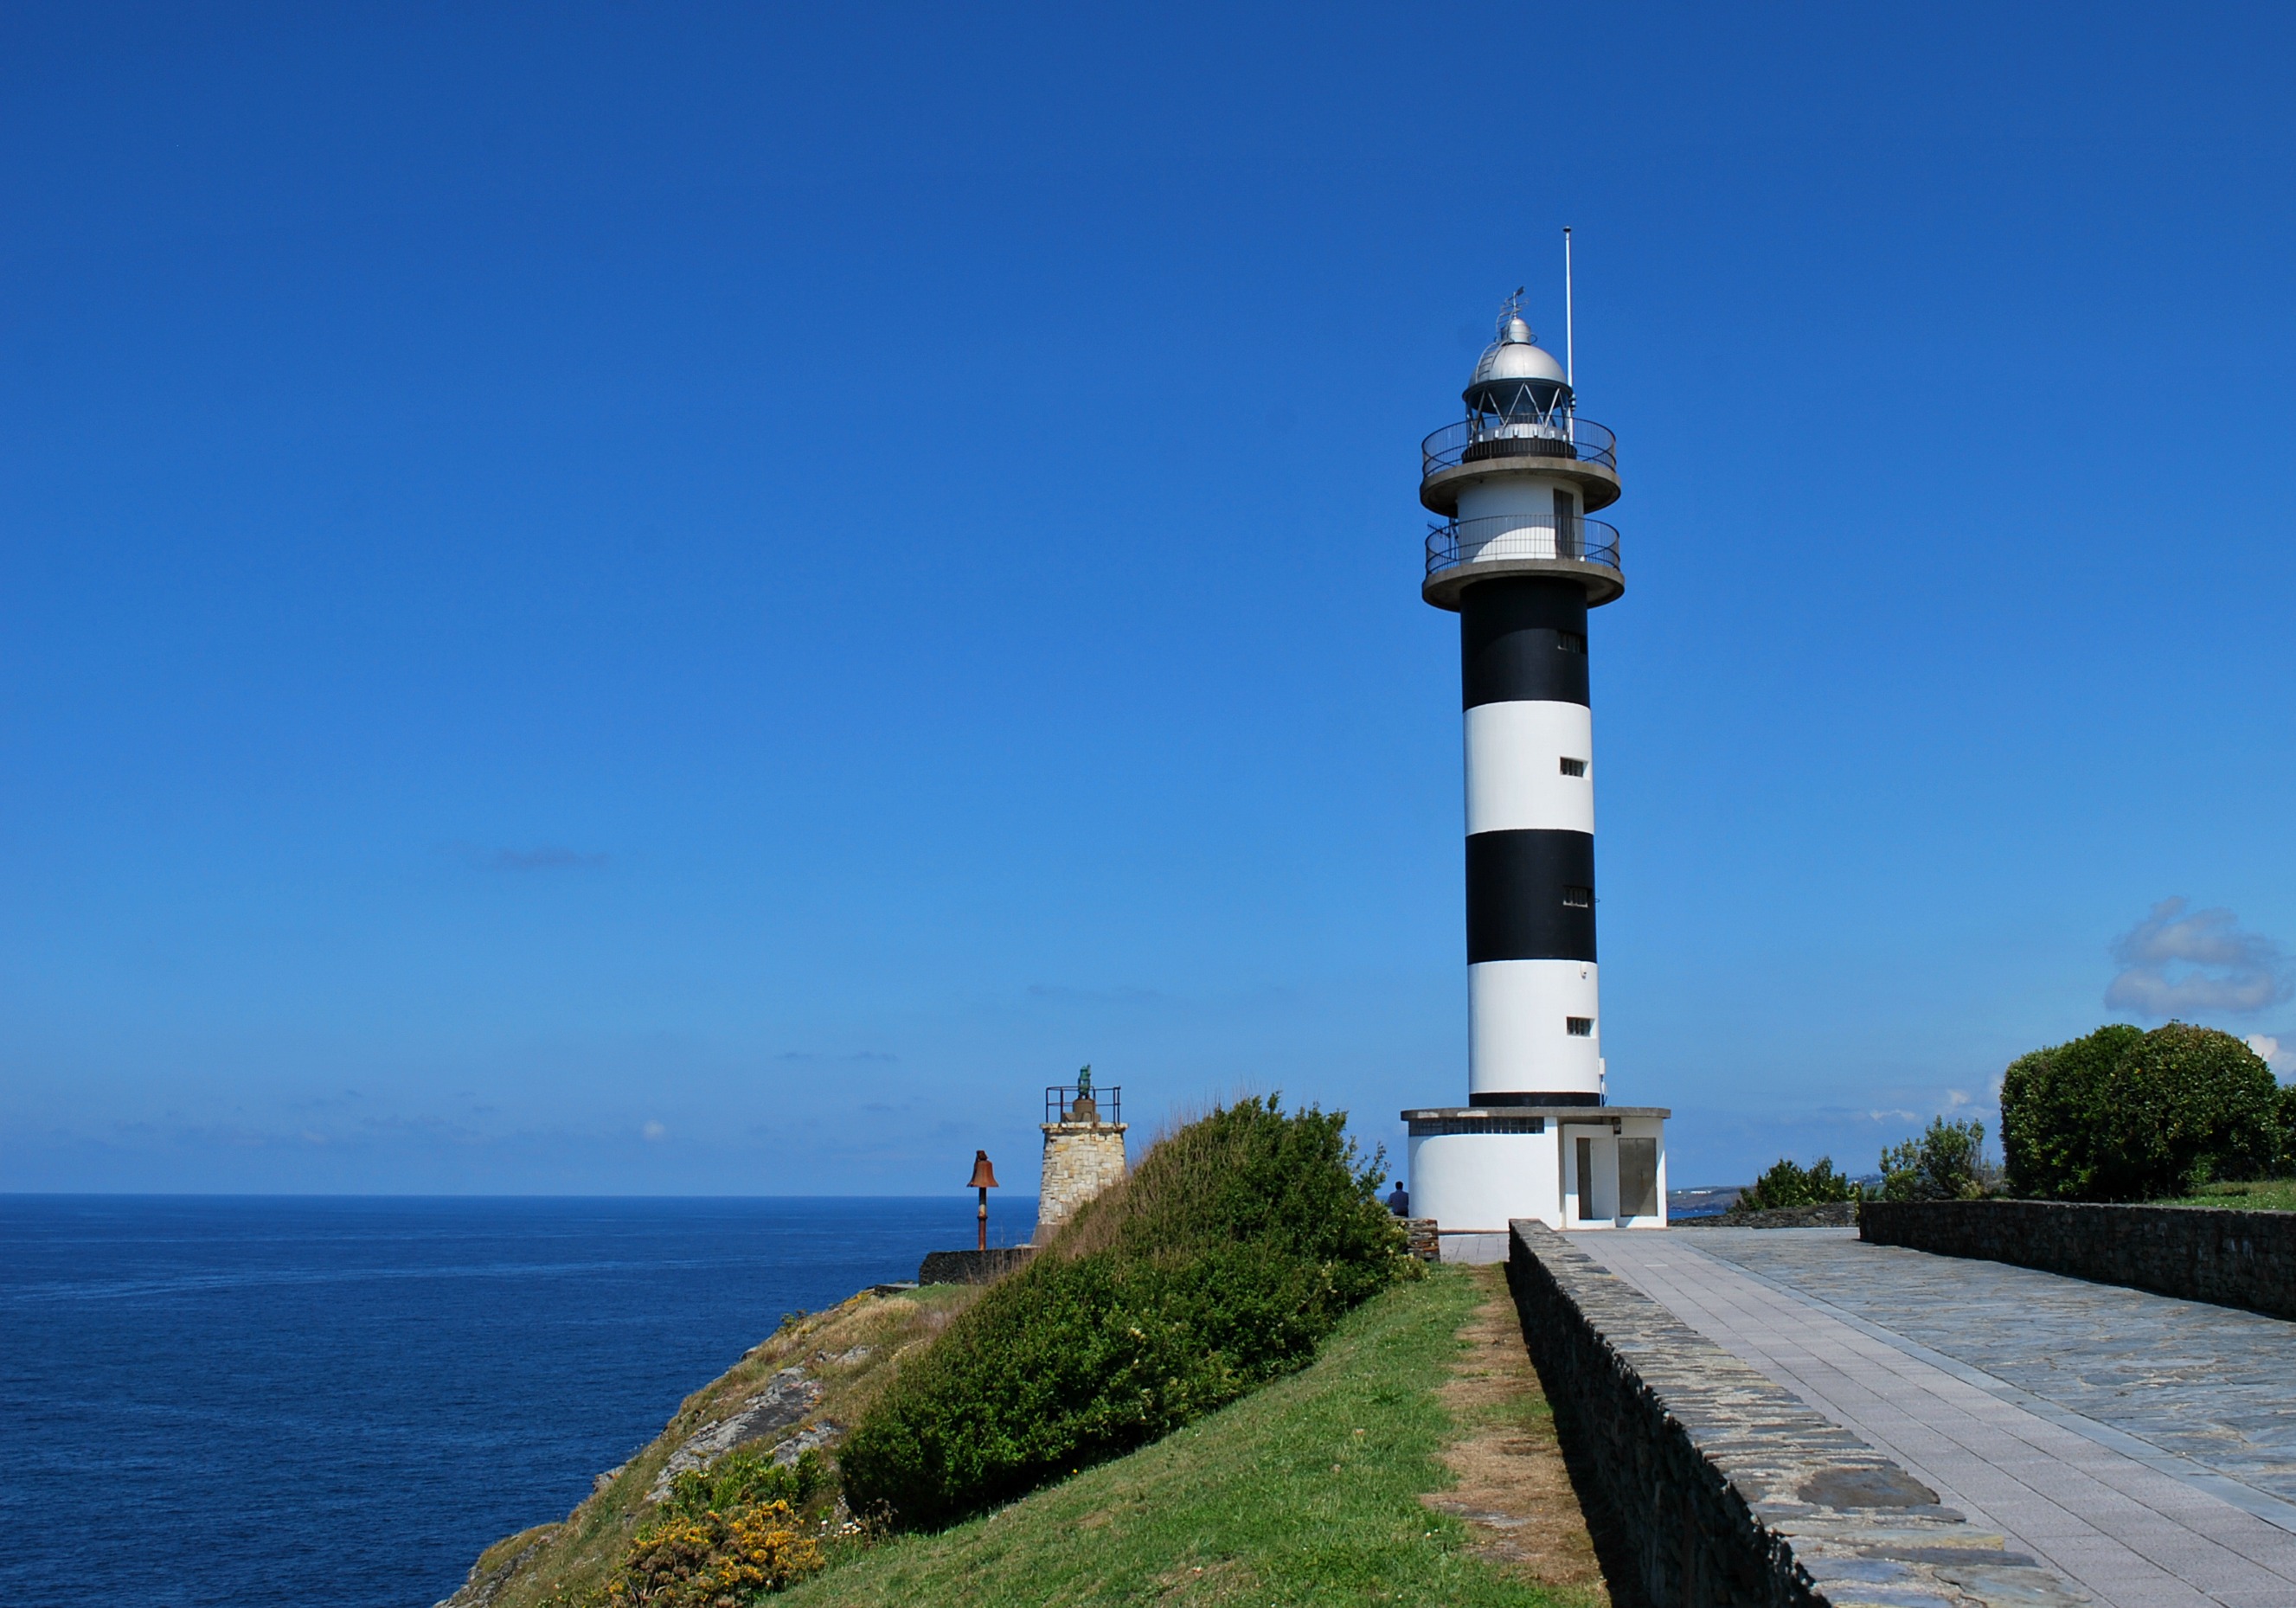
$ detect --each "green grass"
[784,1267,1587,1608]
[2160,1178,2296,1212]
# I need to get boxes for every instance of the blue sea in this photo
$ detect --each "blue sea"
[0,1195,1027,1608]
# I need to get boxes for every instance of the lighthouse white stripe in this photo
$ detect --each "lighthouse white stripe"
[1464,701,1594,836]
[1467,958,1602,1099]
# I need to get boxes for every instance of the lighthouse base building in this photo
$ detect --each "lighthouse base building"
[1403,292,1668,1258]
[1405,1105,1669,1256]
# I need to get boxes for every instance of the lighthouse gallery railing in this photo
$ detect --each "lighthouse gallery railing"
[1425,514,1621,578]
[1421,415,1617,477]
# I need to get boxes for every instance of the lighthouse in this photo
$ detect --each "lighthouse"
[1403,279,1668,1253]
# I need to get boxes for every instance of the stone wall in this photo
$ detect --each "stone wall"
[916,1247,1036,1285]
[1860,1199,2296,1320]
[1506,1220,2082,1608]
[1034,1121,1126,1243]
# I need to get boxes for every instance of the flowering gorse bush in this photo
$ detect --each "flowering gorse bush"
[606,1498,824,1606]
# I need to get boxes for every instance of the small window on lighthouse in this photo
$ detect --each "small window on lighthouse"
[1566,1016,1595,1036]
[1560,758,1587,777]
[1562,886,1592,907]
[1556,631,1587,655]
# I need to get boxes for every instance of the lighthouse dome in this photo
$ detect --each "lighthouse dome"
[1465,313,1572,417]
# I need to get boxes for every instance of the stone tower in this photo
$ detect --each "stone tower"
[1033,1069,1126,1244]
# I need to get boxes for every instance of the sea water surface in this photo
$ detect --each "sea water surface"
[0,1195,1027,1608]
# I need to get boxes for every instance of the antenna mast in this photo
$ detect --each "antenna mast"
[1562,226,1574,389]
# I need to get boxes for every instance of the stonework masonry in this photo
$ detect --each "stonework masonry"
[1507,1220,2083,1608]
[1860,1198,2296,1321]
[1035,1120,1126,1244]
[917,1247,1035,1285]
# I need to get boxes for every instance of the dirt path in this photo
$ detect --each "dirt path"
[1422,1265,1610,1605]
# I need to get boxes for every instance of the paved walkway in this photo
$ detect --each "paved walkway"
[1580,1228,2296,1608]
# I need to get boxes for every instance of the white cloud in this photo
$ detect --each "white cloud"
[642,1120,668,1141]
[2245,1035,2295,1078]
[2103,898,2293,1016]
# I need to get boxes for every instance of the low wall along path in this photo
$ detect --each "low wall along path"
[1506,1221,2085,1608]
[1860,1199,2296,1322]
[1579,1225,2296,1608]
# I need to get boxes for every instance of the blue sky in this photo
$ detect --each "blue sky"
[3,3,2292,1195]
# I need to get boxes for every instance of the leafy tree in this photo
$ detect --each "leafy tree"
[1739,1155,1860,1210]
[1879,1117,1989,1201]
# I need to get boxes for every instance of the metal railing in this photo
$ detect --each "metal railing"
[1425,514,1621,578]
[1046,1085,1122,1124]
[1421,414,1618,477]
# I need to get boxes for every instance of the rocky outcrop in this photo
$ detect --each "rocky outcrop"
[434,1528,556,1608]
[646,1366,826,1500]
[431,1284,975,1608]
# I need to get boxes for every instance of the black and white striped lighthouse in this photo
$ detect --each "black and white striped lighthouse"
[1402,279,1669,1246]
[1430,300,1616,1105]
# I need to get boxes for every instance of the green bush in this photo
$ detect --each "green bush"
[837,1096,1408,1530]
[2000,1022,2279,1201]
[664,1446,827,1522]
[1739,1155,1860,1210]
[1879,1117,1988,1201]
[2282,1084,2296,1174]
[1999,1024,2142,1199]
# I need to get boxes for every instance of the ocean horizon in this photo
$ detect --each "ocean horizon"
[0,1193,1036,1608]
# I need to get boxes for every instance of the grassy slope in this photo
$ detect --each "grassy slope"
[786,1267,1593,1608]
[455,1283,980,1608]
[2160,1179,2296,1211]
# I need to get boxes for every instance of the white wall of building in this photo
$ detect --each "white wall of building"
[1406,1129,1560,1234]
[1560,1116,1668,1228]
[1455,474,1578,522]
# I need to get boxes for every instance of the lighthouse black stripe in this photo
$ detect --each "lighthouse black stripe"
[1465,829,1596,963]
[1460,576,1590,708]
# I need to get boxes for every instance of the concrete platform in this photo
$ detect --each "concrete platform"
[1582,1228,2296,1608]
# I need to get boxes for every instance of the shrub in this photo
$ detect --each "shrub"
[2000,1022,2278,1201]
[1879,1117,1989,1201]
[2092,1023,2280,1199]
[2282,1084,2296,1175]
[837,1096,1408,1530]
[606,1500,823,1605]
[1739,1155,1860,1210]
[663,1448,826,1522]
[1999,1024,2141,1199]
